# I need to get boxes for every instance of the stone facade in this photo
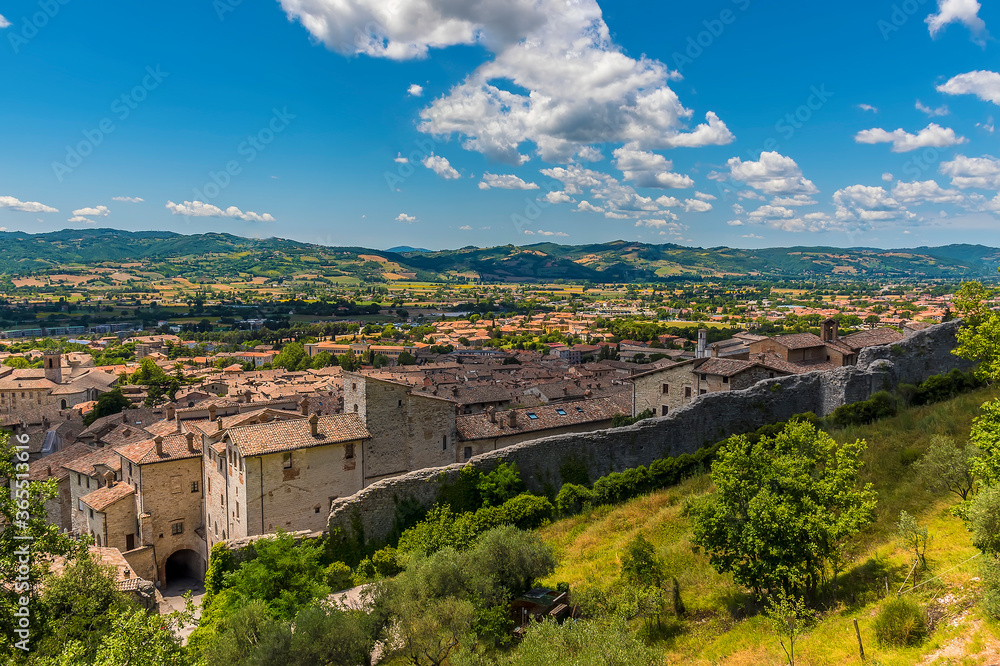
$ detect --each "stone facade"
[327,321,973,546]
[342,372,456,483]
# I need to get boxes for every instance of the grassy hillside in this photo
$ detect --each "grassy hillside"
[0,228,997,283]
[538,387,1000,665]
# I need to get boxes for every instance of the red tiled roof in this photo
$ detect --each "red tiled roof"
[227,414,370,458]
[456,394,630,441]
[838,328,904,351]
[117,433,202,465]
[80,482,135,512]
[27,443,94,482]
[770,333,826,350]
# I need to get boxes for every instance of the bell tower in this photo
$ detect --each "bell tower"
[43,351,63,384]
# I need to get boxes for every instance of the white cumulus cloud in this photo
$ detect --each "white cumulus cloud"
[940,154,1000,189]
[832,185,912,223]
[112,196,144,203]
[478,173,539,190]
[279,0,733,164]
[926,0,987,43]
[938,70,1000,105]
[613,147,694,189]
[165,200,275,222]
[396,213,417,223]
[422,154,461,179]
[723,152,819,196]
[855,123,966,152]
[915,100,949,116]
[407,84,424,97]
[891,180,965,204]
[857,103,878,113]
[683,199,712,213]
[0,196,58,213]
[0,14,9,29]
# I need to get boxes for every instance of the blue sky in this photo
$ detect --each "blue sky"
[1,0,998,251]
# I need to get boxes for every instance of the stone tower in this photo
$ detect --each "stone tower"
[43,351,63,384]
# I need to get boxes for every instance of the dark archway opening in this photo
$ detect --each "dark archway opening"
[164,549,202,587]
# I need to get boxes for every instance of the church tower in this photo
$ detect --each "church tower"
[43,351,63,384]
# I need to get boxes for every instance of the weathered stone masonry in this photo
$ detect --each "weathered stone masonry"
[328,321,972,546]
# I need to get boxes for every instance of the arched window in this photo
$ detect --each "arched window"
[60,399,67,410]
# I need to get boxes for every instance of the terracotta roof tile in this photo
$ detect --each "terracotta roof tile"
[771,333,826,350]
[27,443,95,482]
[117,433,202,465]
[80,482,135,512]
[456,394,630,441]
[838,328,904,351]
[63,445,124,476]
[227,414,370,458]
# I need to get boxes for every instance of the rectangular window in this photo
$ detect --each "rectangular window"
[700,389,707,395]
[345,442,355,459]
[283,452,292,469]
[464,446,472,460]
[722,376,729,384]
[662,383,669,394]
[78,499,84,512]
[126,534,135,551]
[77,474,81,486]
[684,387,692,398]
[171,522,184,535]
[88,508,94,519]
[700,373,707,381]
[191,481,199,493]
[442,435,448,450]
[236,502,240,518]
[661,405,669,416]
[555,409,566,416]
[527,412,538,420]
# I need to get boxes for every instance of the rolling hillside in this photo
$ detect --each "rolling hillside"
[0,228,997,283]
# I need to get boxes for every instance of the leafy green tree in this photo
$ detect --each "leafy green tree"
[398,350,417,365]
[311,351,335,369]
[35,552,139,661]
[692,420,877,597]
[971,400,1000,487]
[0,433,84,655]
[476,463,526,507]
[620,534,665,588]
[273,342,310,371]
[83,388,131,426]
[499,617,657,666]
[913,435,978,501]
[896,510,928,569]
[765,592,815,666]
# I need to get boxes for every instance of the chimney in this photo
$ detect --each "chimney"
[216,419,223,432]
[488,407,497,423]
[208,404,217,422]
[309,413,319,437]
[712,343,719,358]
[299,397,309,415]
[123,568,131,579]
[165,404,175,420]
[185,432,195,452]
[697,329,708,359]
[244,389,252,403]
[507,411,517,427]
[46,465,52,477]
[154,436,163,456]
[104,471,115,487]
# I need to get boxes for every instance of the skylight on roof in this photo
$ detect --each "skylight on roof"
[556,409,566,416]
[527,412,538,420]
[575,407,584,412]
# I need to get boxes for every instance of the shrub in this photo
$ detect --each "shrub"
[873,597,927,647]
[324,562,353,591]
[828,391,898,428]
[497,494,554,530]
[555,483,593,515]
[477,462,526,507]
[371,546,403,577]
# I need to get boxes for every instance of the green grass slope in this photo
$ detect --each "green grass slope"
[538,387,1000,665]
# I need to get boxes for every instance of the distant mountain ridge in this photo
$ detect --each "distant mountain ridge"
[0,228,997,282]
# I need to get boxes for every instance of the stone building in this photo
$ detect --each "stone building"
[343,372,458,484]
[117,432,206,585]
[212,413,370,546]
[0,352,117,427]
[456,394,631,461]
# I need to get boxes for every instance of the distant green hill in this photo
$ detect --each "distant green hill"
[0,228,996,283]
